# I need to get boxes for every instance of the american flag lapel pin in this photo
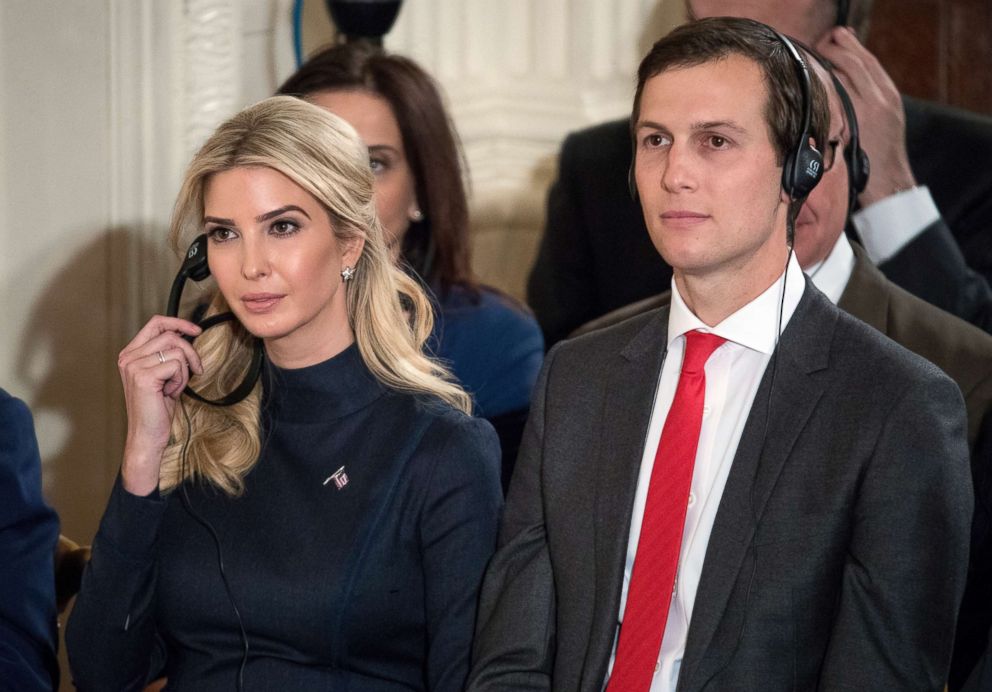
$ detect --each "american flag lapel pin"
[323,465,349,490]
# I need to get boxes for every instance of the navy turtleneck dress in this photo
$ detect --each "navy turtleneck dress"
[67,344,502,691]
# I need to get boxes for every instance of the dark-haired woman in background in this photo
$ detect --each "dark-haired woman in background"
[278,43,543,488]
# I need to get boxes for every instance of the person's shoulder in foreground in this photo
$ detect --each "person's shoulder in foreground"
[0,388,60,692]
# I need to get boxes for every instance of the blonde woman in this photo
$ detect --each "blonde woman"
[66,96,502,691]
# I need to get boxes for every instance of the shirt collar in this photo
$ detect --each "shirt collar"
[667,251,806,355]
[804,233,855,305]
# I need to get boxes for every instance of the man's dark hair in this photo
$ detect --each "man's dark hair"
[631,16,829,193]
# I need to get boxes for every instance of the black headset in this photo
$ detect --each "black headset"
[834,0,863,200]
[627,29,824,205]
[168,236,257,690]
[830,69,871,212]
[772,30,824,202]
[166,234,264,407]
[799,45,871,215]
[836,0,851,27]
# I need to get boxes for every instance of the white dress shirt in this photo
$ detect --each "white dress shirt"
[802,231,856,305]
[852,185,940,264]
[604,252,806,692]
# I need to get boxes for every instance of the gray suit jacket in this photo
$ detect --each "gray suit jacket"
[468,283,972,691]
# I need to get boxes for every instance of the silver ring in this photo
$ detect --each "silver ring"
[157,351,166,364]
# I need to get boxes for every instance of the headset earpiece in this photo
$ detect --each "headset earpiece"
[181,234,211,281]
[841,89,870,214]
[167,234,210,317]
[782,141,824,200]
[850,145,870,194]
[831,73,870,195]
[824,67,870,213]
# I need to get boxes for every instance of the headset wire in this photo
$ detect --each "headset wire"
[178,397,250,692]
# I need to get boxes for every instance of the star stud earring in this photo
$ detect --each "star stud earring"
[341,266,355,282]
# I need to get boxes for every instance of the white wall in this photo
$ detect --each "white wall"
[2,1,116,537]
[383,0,686,296]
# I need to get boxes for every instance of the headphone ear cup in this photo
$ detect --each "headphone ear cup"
[182,234,212,281]
[845,144,870,214]
[781,151,798,197]
[851,146,870,194]
[785,144,823,199]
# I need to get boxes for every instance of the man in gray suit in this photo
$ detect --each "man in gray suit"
[569,50,992,689]
[468,18,972,692]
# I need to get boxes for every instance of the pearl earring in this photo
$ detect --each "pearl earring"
[341,266,355,282]
[410,208,424,222]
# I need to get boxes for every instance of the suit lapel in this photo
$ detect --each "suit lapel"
[838,244,891,332]
[579,309,670,691]
[678,284,836,691]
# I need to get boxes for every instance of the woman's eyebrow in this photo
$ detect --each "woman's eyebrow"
[203,204,312,227]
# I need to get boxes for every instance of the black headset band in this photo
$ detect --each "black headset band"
[769,28,823,205]
[836,0,851,27]
[771,29,814,157]
[167,234,264,407]
[804,47,871,205]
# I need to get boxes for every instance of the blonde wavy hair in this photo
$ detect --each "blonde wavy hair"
[160,95,471,495]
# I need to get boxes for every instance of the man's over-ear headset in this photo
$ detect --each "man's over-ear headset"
[773,30,824,202]
[834,0,865,209]
[627,29,824,205]
[829,69,871,212]
[836,0,850,27]
[800,45,871,215]
[166,234,264,406]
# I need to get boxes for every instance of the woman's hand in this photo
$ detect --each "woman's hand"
[117,316,204,496]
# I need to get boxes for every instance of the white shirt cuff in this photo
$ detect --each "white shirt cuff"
[851,186,941,264]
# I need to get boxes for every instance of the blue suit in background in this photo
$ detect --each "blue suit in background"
[0,388,60,692]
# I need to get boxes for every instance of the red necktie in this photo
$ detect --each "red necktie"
[607,330,726,691]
